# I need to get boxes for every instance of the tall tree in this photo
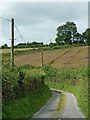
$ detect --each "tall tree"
[55,22,78,45]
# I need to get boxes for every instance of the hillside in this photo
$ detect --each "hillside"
[2,46,88,118]
[4,46,88,69]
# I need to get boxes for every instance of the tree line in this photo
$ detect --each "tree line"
[0,42,45,49]
[0,21,89,49]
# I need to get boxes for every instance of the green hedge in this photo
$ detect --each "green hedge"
[2,62,46,102]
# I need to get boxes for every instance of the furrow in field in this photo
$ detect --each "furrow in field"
[48,50,70,65]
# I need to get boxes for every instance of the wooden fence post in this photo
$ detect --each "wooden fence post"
[41,49,43,67]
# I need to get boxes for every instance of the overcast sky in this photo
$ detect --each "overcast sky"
[0,2,88,46]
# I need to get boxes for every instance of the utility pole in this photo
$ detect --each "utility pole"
[11,18,14,67]
[41,49,43,67]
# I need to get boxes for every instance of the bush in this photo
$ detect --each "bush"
[2,63,46,102]
[2,85,52,118]
[2,65,26,101]
[2,63,51,119]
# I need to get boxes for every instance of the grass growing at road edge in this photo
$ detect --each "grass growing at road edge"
[2,85,52,119]
[54,92,66,117]
[43,65,88,118]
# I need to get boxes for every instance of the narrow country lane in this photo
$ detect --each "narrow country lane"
[31,89,86,119]
[32,91,60,118]
[53,89,85,118]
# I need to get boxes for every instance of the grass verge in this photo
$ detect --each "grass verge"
[54,92,66,117]
[2,63,52,119]
[43,65,88,118]
[2,85,52,119]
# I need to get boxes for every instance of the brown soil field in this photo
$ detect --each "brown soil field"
[4,46,88,69]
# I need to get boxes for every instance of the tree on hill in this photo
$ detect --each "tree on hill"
[73,33,85,44]
[55,22,78,45]
[82,28,90,44]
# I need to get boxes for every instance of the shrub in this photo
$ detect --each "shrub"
[2,63,46,102]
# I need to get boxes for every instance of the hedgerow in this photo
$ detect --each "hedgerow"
[2,60,46,102]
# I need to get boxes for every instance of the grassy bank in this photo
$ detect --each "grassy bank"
[2,61,88,118]
[3,85,52,118]
[43,65,88,118]
[2,63,52,119]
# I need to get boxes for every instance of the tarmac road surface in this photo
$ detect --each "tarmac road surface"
[32,89,86,119]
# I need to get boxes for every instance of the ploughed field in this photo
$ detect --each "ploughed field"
[4,46,88,69]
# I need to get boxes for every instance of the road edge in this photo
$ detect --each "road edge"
[51,88,85,118]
